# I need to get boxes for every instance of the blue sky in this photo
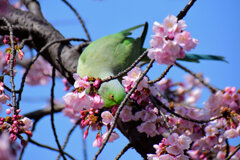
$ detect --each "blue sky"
[4,0,240,159]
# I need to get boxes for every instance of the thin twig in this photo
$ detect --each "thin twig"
[176,0,197,20]
[50,67,67,160]
[175,62,218,93]
[2,18,18,112]
[94,59,155,160]
[18,120,38,160]
[225,144,240,160]
[62,0,91,41]
[115,143,132,160]
[3,84,20,93]
[56,119,81,160]
[102,50,148,83]
[16,53,41,107]
[149,95,173,133]
[82,129,88,160]
[19,37,32,49]
[151,95,223,124]
[28,139,76,160]
[148,65,173,84]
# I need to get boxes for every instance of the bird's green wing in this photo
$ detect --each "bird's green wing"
[77,23,148,107]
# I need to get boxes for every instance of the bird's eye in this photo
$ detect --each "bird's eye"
[109,94,114,100]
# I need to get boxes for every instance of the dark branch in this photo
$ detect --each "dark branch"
[115,143,132,160]
[225,144,240,160]
[2,18,18,111]
[61,0,91,41]
[56,119,81,160]
[50,67,67,160]
[148,65,173,84]
[177,0,197,20]
[29,138,76,160]
[175,62,219,93]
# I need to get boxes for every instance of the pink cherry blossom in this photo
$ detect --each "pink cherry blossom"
[149,41,183,65]
[0,132,16,160]
[175,31,198,51]
[178,135,191,149]
[152,21,164,35]
[93,79,101,89]
[148,15,198,65]
[175,154,189,160]
[185,88,202,105]
[83,128,89,139]
[187,150,199,159]
[216,151,226,160]
[21,117,33,130]
[63,91,93,112]
[186,108,203,120]
[142,110,158,122]
[73,73,91,89]
[23,56,52,86]
[93,133,103,148]
[163,15,178,37]
[17,49,24,60]
[147,154,160,160]
[6,108,11,115]
[167,133,179,145]
[0,93,11,104]
[0,82,4,92]
[150,35,165,48]
[204,125,219,136]
[119,105,133,122]
[158,154,175,160]
[166,145,182,155]
[101,111,113,125]
[93,94,104,109]
[137,121,158,137]
[224,128,239,138]
[102,131,119,142]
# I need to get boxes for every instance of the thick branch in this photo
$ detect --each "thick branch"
[23,0,44,19]
[0,5,81,84]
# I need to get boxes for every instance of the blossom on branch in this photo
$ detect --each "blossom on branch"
[148,15,198,65]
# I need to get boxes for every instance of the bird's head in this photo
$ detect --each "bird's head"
[98,79,126,108]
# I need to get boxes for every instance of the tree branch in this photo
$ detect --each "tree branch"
[23,0,44,19]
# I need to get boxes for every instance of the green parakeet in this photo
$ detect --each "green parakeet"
[77,23,148,107]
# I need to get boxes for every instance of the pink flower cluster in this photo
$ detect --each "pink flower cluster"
[0,108,33,146]
[0,50,9,74]
[147,133,192,160]
[0,132,18,160]
[3,35,24,63]
[84,111,119,148]
[148,15,198,65]
[120,67,240,159]
[63,74,104,123]
[63,74,119,147]
[122,67,150,104]
[92,131,119,148]
[0,82,11,105]
[23,57,57,86]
